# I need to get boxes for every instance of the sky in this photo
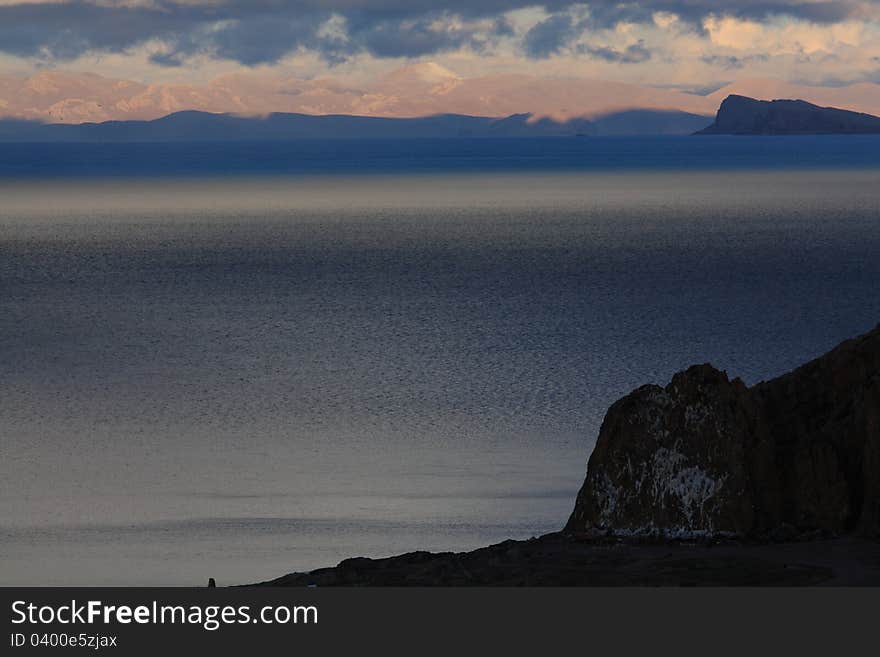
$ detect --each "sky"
[0,1,879,90]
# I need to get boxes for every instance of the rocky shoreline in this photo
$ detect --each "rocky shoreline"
[254,534,879,586]
[252,324,880,586]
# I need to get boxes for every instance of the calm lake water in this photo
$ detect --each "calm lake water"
[2,138,880,585]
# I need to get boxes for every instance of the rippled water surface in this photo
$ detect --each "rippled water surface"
[2,167,880,585]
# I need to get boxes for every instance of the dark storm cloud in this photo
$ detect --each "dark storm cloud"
[341,12,491,60]
[580,1,864,28]
[579,40,653,63]
[522,15,577,58]
[0,1,871,65]
[523,14,655,61]
[209,12,348,65]
[700,53,771,69]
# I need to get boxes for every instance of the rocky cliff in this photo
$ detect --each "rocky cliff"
[566,324,880,538]
[696,95,880,135]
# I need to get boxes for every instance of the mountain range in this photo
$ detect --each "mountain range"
[5,94,880,141]
[4,63,880,127]
[0,108,713,141]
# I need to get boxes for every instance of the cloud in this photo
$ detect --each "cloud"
[578,40,652,63]
[700,53,770,69]
[0,2,524,64]
[522,14,576,58]
[208,13,345,66]
[579,1,872,30]
[0,1,875,66]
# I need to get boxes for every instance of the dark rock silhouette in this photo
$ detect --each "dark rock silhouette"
[567,324,880,538]
[257,534,869,586]
[754,327,880,536]
[697,95,880,135]
[564,366,778,537]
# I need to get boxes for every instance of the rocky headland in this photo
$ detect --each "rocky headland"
[696,95,880,135]
[567,324,880,538]
[255,324,880,586]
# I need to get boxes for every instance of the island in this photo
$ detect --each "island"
[697,94,880,135]
[251,323,880,586]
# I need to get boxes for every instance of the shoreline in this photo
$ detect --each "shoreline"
[249,533,880,587]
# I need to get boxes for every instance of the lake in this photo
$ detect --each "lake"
[1,137,879,584]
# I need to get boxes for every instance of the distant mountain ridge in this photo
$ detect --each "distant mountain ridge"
[7,96,878,140]
[5,65,880,127]
[698,95,880,135]
[0,109,713,141]
[0,66,716,125]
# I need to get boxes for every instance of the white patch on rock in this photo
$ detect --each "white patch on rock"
[595,472,619,519]
[595,445,726,531]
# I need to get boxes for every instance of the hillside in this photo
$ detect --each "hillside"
[0,108,713,141]
[697,95,880,135]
